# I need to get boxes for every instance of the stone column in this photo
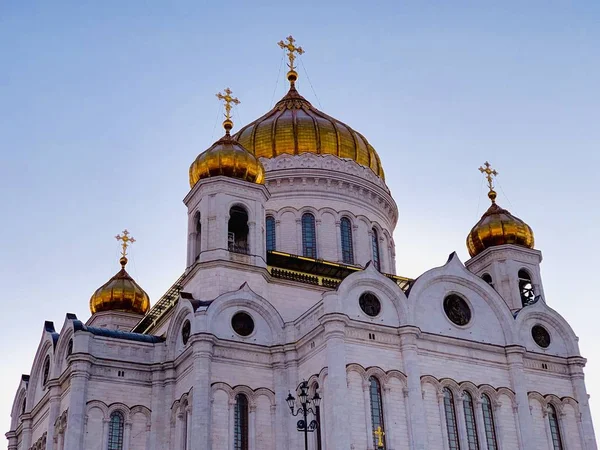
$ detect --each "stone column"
[363,380,374,450]
[149,371,165,450]
[320,314,350,450]
[275,219,281,252]
[270,404,277,450]
[437,391,450,450]
[123,421,132,450]
[5,432,18,450]
[568,356,598,450]
[455,394,469,450]
[285,348,300,449]
[272,349,288,448]
[315,218,322,258]
[249,404,257,450]
[334,220,342,262]
[64,361,91,450]
[383,386,396,450]
[505,346,533,449]
[398,327,427,449]
[101,419,109,450]
[402,388,414,450]
[295,218,303,255]
[190,336,214,450]
[228,398,235,450]
[45,385,61,450]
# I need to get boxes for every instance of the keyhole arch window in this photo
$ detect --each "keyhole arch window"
[107,411,125,450]
[234,393,249,450]
[368,376,386,450]
[340,217,354,264]
[371,228,381,271]
[302,213,317,258]
[463,391,479,449]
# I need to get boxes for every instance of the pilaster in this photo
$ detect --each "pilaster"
[568,356,598,450]
[45,383,62,450]
[505,346,533,449]
[190,335,214,450]
[63,360,91,450]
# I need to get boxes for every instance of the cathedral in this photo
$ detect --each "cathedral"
[6,37,598,450]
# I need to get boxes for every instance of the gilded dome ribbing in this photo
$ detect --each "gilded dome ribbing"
[89,257,150,315]
[466,189,535,258]
[234,85,385,179]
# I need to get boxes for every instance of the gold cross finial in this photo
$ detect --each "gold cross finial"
[115,229,135,267]
[374,426,385,448]
[216,87,240,133]
[479,161,499,204]
[278,35,304,85]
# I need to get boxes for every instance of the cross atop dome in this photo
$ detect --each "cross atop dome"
[216,87,240,133]
[479,161,499,203]
[278,35,304,86]
[115,229,135,267]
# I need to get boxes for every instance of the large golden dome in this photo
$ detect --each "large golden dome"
[234,84,385,179]
[467,189,534,257]
[90,256,150,315]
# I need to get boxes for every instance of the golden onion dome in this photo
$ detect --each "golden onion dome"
[466,189,535,258]
[234,81,385,180]
[90,256,150,315]
[189,88,265,188]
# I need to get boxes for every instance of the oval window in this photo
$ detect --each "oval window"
[359,292,381,317]
[443,294,472,326]
[182,320,191,345]
[532,325,551,348]
[232,312,255,337]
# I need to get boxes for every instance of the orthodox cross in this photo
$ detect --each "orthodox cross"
[479,161,498,191]
[216,88,240,124]
[278,35,304,72]
[115,229,136,259]
[374,426,385,449]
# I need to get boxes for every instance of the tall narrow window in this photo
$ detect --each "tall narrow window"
[229,206,249,254]
[195,214,202,261]
[548,404,564,450]
[42,356,50,387]
[463,392,479,450]
[443,388,460,450]
[518,269,535,306]
[21,398,26,415]
[481,395,498,450]
[371,228,381,271]
[302,213,317,258]
[369,377,386,450]
[266,215,276,252]
[340,217,354,264]
[107,411,124,450]
[234,394,249,450]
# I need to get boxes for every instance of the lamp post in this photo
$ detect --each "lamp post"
[286,380,321,450]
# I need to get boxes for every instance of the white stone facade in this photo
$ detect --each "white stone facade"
[6,153,597,450]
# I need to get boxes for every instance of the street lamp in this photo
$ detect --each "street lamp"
[286,380,321,450]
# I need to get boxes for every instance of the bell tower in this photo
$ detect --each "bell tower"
[184,88,270,269]
[464,162,543,311]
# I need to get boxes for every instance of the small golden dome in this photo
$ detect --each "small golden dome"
[189,127,265,188]
[466,189,535,257]
[89,256,150,315]
[234,85,385,179]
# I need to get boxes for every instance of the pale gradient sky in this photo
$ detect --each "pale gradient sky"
[1,0,599,440]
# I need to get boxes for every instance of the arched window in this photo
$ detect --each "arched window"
[266,215,276,252]
[518,269,535,306]
[369,377,386,449]
[302,213,317,258]
[463,392,479,449]
[108,411,125,450]
[443,388,460,450]
[195,213,202,261]
[229,206,249,254]
[234,394,249,450]
[42,356,50,387]
[21,397,26,416]
[548,404,564,450]
[481,394,498,450]
[481,273,493,287]
[67,339,73,357]
[340,217,354,264]
[371,228,381,271]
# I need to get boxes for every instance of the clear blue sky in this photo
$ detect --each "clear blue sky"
[1,0,599,439]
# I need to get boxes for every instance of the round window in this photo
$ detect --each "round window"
[359,292,381,317]
[532,325,551,348]
[232,312,255,337]
[182,320,191,345]
[443,294,471,326]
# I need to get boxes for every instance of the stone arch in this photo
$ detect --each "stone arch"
[107,402,131,422]
[459,381,480,399]
[439,378,462,397]
[165,300,195,359]
[365,366,388,385]
[10,385,28,430]
[515,305,580,356]
[206,283,285,344]
[346,363,367,382]
[232,385,258,409]
[86,400,109,419]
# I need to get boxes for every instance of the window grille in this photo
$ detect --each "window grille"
[107,411,124,450]
[548,404,564,450]
[234,394,249,450]
[443,388,460,450]
[371,228,381,271]
[481,395,498,450]
[369,377,386,449]
[302,213,317,258]
[340,217,354,264]
[463,392,479,449]
[266,216,276,251]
